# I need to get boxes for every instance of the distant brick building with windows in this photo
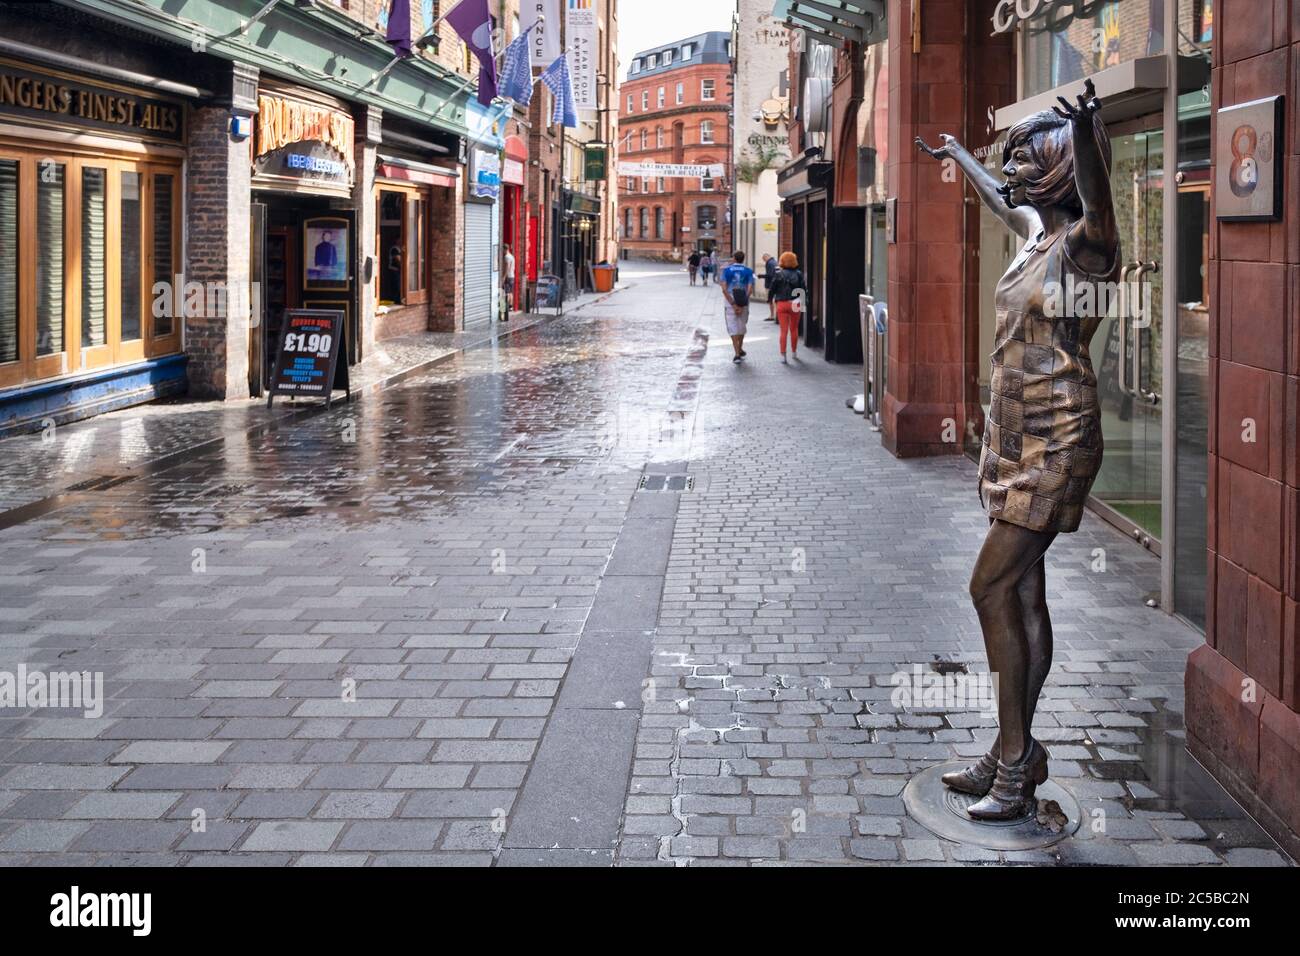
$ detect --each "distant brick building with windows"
[617,31,732,261]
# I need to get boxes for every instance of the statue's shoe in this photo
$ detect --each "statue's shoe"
[965,742,1050,821]
[940,749,999,796]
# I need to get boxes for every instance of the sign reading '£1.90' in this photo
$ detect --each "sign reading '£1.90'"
[267,309,349,408]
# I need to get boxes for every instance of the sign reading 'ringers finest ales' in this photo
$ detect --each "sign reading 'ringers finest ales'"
[0,57,184,143]
[267,309,350,408]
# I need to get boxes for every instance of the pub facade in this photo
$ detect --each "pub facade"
[0,0,500,431]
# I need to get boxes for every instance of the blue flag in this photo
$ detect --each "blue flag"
[498,24,536,105]
[540,54,577,128]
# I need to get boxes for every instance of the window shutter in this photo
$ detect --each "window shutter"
[0,160,17,364]
[152,174,174,337]
[81,167,107,348]
[36,163,65,356]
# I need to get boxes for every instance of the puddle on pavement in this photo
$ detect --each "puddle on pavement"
[1116,703,1286,855]
[8,317,709,542]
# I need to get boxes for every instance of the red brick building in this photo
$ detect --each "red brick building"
[882,0,1300,857]
[777,0,1299,857]
[617,31,733,261]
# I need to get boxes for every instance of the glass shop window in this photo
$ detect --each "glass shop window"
[1021,0,1166,98]
[376,186,431,307]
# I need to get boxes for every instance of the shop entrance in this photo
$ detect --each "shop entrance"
[1091,117,1164,543]
[250,195,357,396]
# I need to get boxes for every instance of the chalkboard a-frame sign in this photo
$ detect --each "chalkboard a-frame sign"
[267,309,351,408]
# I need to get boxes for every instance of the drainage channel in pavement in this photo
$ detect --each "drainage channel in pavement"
[498,326,709,865]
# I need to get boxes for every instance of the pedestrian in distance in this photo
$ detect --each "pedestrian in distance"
[699,251,714,285]
[687,249,701,286]
[762,253,778,321]
[502,245,516,320]
[770,252,805,364]
[719,251,756,364]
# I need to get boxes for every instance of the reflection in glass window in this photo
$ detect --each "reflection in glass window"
[1021,0,1166,99]
[120,170,142,342]
[407,196,426,293]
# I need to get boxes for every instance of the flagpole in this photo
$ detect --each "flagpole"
[364,12,451,89]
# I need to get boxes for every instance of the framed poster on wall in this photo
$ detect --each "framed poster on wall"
[1216,95,1284,222]
[303,217,351,290]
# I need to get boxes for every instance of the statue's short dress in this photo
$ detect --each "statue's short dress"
[978,225,1119,533]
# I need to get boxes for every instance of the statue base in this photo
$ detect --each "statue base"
[902,762,1082,851]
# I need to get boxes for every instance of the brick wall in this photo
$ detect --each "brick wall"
[1186,0,1300,861]
[882,0,972,457]
[354,105,380,358]
[377,303,432,340]
[185,102,251,400]
[428,176,464,330]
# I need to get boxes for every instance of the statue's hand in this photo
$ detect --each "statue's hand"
[1053,78,1102,123]
[915,133,958,160]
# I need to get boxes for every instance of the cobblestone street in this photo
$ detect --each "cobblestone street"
[0,266,1289,866]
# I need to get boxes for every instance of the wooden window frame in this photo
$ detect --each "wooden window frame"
[374,182,431,307]
[0,144,179,391]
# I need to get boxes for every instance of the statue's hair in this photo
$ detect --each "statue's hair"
[1002,109,1111,214]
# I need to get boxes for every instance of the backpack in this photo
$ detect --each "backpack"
[775,268,804,300]
[727,266,751,307]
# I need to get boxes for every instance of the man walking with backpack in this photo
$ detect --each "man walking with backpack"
[718,251,756,364]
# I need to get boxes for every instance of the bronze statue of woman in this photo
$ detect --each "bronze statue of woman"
[915,79,1119,820]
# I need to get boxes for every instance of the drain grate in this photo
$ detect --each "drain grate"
[639,473,693,492]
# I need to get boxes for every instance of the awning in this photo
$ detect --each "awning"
[377,154,459,188]
[772,0,886,46]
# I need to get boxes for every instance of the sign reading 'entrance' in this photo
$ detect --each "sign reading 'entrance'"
[267,309,349,408]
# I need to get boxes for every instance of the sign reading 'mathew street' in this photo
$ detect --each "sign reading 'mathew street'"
[618,162,726,179]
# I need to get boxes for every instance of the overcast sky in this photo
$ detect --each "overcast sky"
[616,0,734,79]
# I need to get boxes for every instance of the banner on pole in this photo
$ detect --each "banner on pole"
[565,0,598,112]
[524,0,561,67]
[618,162,726,179]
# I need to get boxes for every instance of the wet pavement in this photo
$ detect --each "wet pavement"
[0,263,1291,865]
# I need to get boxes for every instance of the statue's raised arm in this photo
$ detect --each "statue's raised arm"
[1052,79,1119,275]
[915,133,1041,240]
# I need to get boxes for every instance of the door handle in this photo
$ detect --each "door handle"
[1132,260,1159,402]
[1117,261,1141,397]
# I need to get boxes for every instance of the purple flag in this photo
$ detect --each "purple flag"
[385,0,412,57]
[446,0,497,105]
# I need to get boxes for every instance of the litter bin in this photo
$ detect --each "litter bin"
[591,264,615,293]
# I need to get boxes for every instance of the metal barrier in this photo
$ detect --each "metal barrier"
[860,295,887,430]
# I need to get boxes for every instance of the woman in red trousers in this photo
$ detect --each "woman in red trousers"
[769,252,806,363]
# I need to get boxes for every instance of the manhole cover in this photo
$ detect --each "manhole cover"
[902,761,1082,851]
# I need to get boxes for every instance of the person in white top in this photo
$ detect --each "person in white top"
[503,246,516,315]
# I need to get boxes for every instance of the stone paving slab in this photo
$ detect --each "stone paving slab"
[614,274,1291,867]
[0,265,1289,867]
